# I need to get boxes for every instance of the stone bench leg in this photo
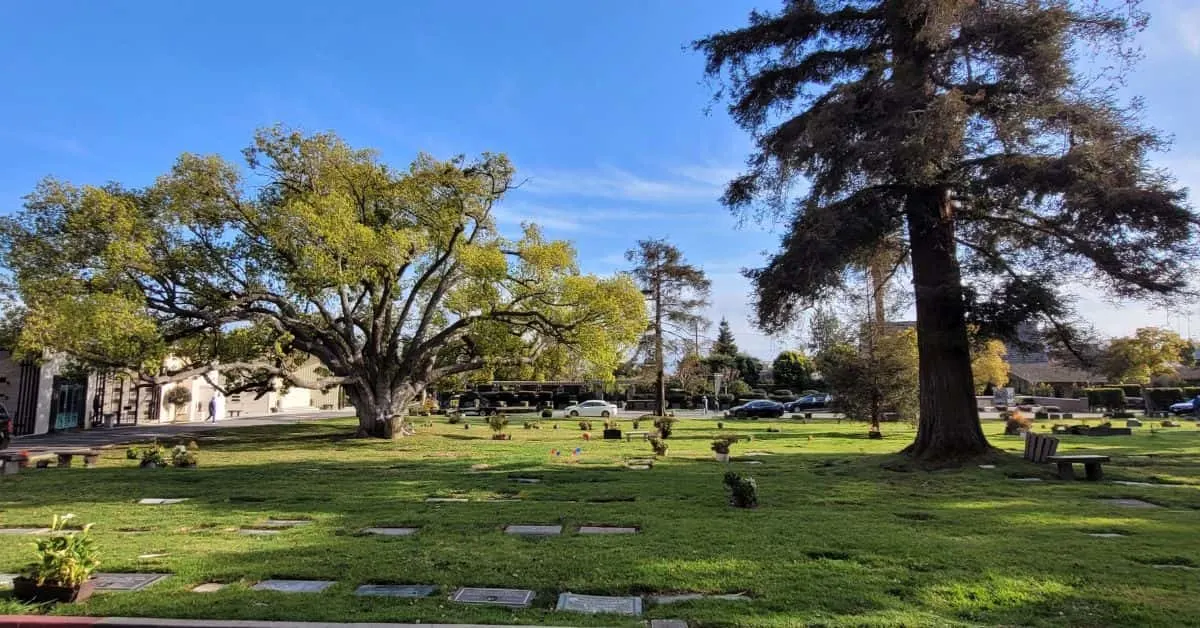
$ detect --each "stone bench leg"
[84,455,99,468]
[1056,462,1076,480]
[1084,463,1103,481]
[1,460,17,475]
[57,454,73,468]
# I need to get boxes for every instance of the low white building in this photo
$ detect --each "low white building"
[0,351,349,437]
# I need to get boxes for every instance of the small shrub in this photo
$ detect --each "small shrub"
[711,437,734,455]
[717,421,724,429]
[1034,411,1049,420]
[21,514,99,587]
[446,413,463,425]
[631,419,640,429]
[578,420,593,431]
[723,471,758,508]
[523,420,541,429]
[604,419,619,430]
[1111,411,1136,420]
[171,442,197,468]
[1004,413,1033,435]
[488,415,509,434]
[540,409,553,419]
[128,442,167,468]
[648,434,668,456]
[766,426,781,433]
[653,416,677,438]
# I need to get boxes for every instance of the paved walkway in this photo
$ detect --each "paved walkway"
[11,410,351,449]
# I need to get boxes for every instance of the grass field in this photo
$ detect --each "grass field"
[2,415,1200,627]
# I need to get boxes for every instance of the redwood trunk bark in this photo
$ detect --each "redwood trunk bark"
[903,188,991,462]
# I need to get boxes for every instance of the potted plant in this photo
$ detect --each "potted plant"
[128,442,167,468]
[647,434,668,457]
[171,441,199,467]
[578,419,593,431]
[488,415,510,440]
[653,416,677,438]
[602,419,622,440]
[13,514,100,603]
[711,437,733,462]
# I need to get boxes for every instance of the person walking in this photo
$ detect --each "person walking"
[207,396,218,423]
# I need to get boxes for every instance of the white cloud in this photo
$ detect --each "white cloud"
[1178,6,1200,55]
[521,164,733,203]
[492,200,709,233]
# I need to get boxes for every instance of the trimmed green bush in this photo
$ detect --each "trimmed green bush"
[1116,384,1143,398]
[1085,388,1126,412]
[1144,388,1185,412]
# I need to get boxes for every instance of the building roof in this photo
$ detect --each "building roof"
[1009,362,1106,385]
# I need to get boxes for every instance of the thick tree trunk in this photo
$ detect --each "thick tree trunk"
[348,381,414,439]
[902,188,992,462]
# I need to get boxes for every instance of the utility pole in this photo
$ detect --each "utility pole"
[654,266,666,417]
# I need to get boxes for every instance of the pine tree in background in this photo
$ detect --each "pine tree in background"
[712,318,739,357]
[696,0,1197,463]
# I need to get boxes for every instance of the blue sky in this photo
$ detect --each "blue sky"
[2,1,1199,358]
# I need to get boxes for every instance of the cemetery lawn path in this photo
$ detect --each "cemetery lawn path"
[3,416,1200,626]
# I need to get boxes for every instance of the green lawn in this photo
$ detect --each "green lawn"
[2,416,1200,627]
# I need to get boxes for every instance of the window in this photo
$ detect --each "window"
[229,394,241,403]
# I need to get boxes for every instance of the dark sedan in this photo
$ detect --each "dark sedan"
[726,399,785,419]
[784,393,831,412]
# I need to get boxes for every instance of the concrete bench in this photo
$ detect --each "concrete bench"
[48,449,101,468]
[227,410,243,417]
[625,430,651,441]
[1023,433,1059,463]
[1,449,100,474]
[1047,454,1110,481]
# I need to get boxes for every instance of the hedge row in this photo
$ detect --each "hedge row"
[1084,388,1126,411]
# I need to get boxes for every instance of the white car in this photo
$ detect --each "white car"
[563,400,619,418]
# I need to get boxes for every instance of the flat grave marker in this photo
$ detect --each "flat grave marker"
[362,527,419,536]
[650,621,689,628]
[137,553,169,559]
[1009,477,1043,482]
[240,529,281,536]
[354,584,437,598]
[504,524,562,536]
[556,592,643,616]
[510,477,541,484]
[252,579,335,593]
[138,498,188,505]
[94,573,171,591]
[0,527,50,535]
[1101,498,1161,508]
[451,587,535,608]
[425,497,469,503]
[259,519,311,528]
[578,526,638,535]
[192,583,227,593]
[0,574,14,588]
[1086,533,1125,538]
[651,592,752,604]
[1153,564,1198,570]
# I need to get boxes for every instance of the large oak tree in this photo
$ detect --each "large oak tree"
[696,0,1196,462]
[1,128,646,437]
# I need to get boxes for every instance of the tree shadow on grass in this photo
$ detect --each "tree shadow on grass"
[3,421,1200,626]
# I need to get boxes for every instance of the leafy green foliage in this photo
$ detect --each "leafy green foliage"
[695,0,1195,461]
[772,350,815,391]
[22,515,99,587]
[163,387,192,407]
[1085,388,1127,412]
[971,339,1010,394]
[1143,388,1184,413]
[487,415,509,434]
[711,318,738,356]
[1100,327,1188,384]
[723,471,758,508]
[1,128,645,437]
[817,329,918,427]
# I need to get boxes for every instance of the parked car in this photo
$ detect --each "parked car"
[1169,399,1197,416]
[563,400,619,418]
[726,399,785,419]
[784,393,832,412]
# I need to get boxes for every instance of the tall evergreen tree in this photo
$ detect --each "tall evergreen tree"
[696,0,1196,462]
[627,239,711,416]
[712,318,739,356]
